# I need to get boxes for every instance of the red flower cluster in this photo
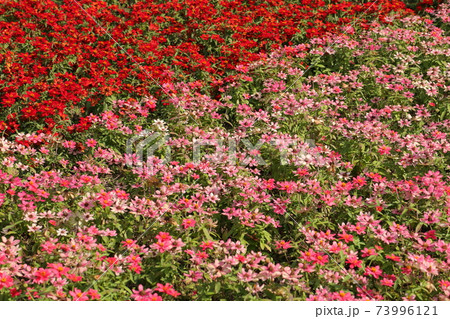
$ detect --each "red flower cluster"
[0,0,412,133]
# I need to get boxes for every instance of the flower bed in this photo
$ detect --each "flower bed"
[0,0,413,134]
[0,2,449,300]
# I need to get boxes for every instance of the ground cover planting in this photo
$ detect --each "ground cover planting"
[0,0,449,301]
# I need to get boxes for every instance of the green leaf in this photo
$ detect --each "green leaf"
[214,282,221,294]
[202,227,213,241]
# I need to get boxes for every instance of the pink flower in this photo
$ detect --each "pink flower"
[62,140,76,150]
[33,268,52,284]
[145,293,163,301]
[48,263,69,277]
[338,232,354,243]
[155,283,180,298]
[378,145,391,155]
[184,271,203,282]
[181,219,196,229]
[385,254,401,262]
[151,240,172,253]
[238,269,256,282]
[122,239,138,249]
[131,285,162,301]
[380,278,394,287]
[155,232,172,242]
[86,139,97,147]
[438,280,450,297]
[364,265,382,279]
[346,256,363,269]
[87,289,101,300]
[200,241,214,250]
[275,240,292,249]
[69,288,89,301]
[67,274,83,282]
[131,285,155,301]
[361,248,378,257]
[0,272,13,289]
[294,168,309,177]
[334,291,354,301]
[321,194,336,206]
[195,251,209,260]
[309,252,328,266]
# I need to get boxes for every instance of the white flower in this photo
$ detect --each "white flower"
[153,119,168,131]
[28,224,42,233]
[56,228,68,236]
